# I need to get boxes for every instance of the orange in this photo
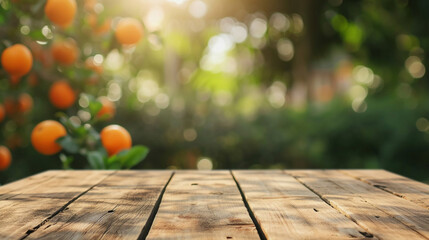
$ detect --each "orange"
[31,120,67,155]
[85,57,103,74]
[18,93,33,113]
[115,18,144,45]
[45,0,77,28]
[49,80,76,109]
[97,96,115,120]
[0,146,11,170]
[1,44,33,77]
[0,104,5,123]
[51,39,79,65]
[100,125,132,156]
[88,14,111,35]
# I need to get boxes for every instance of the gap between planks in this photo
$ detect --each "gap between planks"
[20,171,118,240]
[145,170,260,240]
[6,170,428,240]
[285,170,429,240]
[137,172,175,240]
[282,170,377,239]
[20,171,175,240]
[234,170,375,240]
[230,170,268,240]
[335,170,429,239]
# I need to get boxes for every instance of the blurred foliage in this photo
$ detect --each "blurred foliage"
[1,0,429,184]
[123,95,429,180]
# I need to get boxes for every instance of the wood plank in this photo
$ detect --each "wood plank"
[286,170,429,240]
[233,170,371,239]
[27,170,173,240]
[341,169,429,210]
[0,170,113,240]
[146,170,259,240]
[3,171,113,203]
[0,170,58,200]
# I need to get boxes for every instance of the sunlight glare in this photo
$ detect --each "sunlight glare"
[188,0,207,19]
[167,0,188,5]
[405,56,425,79]
[416,118,429,132]
[145,6,165,32]
[267,81,286,108]
[352,65,374,85]
[352,97,367,113]
[105,49,124,71]
[197,158,213,170]
[277,38,294,61]
[155,93,170,109]
[230,24,247,43]
[250,17,267,38]
[107,82,122,101]
[270,12,290,32]
[183,128,197,141]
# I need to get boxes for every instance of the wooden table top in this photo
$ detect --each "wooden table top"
[0,170,428,240]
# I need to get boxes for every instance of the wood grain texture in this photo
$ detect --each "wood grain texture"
[146,170,259,240]
[286,170,429,240]
[27,170,173,240]
[1,169,428,240]
[233,170,370,239]
[341,169,429,210]
[0,170,58,200]
[0,170,113,240]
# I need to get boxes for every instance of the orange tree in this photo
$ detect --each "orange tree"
[0,0,149,170]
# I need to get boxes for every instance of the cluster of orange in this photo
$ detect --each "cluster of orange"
[0,0,145,170]
[0,43,33,170]
[31,121,131,157]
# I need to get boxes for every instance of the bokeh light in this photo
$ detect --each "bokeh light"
[197,158,213,170]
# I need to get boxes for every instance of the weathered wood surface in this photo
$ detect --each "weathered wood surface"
[285,170,429,240]
[146,171,259,240]
[0,170,113,239]
[0,169,427,240]
[232,170,369,239]
[28,171,173,240]
[341,169,429,210]
[0,170,61,200]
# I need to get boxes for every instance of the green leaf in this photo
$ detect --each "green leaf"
[74,126,89,137]
[106,155,119,165]
[89,100,103,117]
[105,154,121,169]
[107,161,121,170]
[87,151,105,169]
[28,30,45,41]
[117,145,149,169]
[57,135,80,154]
